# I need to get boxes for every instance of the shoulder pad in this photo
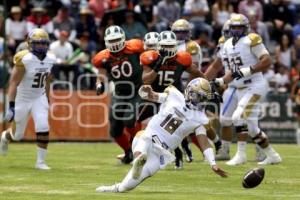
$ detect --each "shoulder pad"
[140,50,159,65]
[186,41,199,55]
[126,39,144,53]
[248,33,262,47]
[176,51,192,67]
[92,49,110,68]
[218,36,225,44]
[13,50,29,68]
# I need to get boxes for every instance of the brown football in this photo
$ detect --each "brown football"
[242,168,265,188]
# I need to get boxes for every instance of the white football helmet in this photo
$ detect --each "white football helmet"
[184,78,213,110]
[104,25,126,52]
[222,19,231,40]
[144,32,159,50]
[158,31,177,58]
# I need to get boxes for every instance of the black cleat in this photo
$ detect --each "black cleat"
[121,149,133,164]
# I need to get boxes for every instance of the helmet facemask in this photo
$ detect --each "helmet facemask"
[104,26,126,53]
[28,28,50,58]
[144,32,159,51]
[158,31,178,58]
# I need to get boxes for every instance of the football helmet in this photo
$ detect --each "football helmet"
[229,14,250,39]
[144,32,159,50]
[171,19,192,41]
[222,19,231,40]
[184,78,213,110]
[158,31,177,58]
[28,28,49,55]
[104,25,126,52]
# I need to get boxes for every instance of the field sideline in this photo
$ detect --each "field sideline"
[0,143,299,200]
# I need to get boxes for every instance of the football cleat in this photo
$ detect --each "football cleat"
[174,158,183,170]
[116,153,125,160]
[215,148,230,161]
[132,154,147,179]
[35,162,51,170]
[257,153,282,165]
[0,131,9,156]
[96,183,120,193]
[226,153,247,166]
[121,149,133,164]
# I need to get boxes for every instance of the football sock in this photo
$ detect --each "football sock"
[114,134,131,152]
[222,140,231,153]
[37,147,47,163]
[237,141,247,154]
[262,145,277,157]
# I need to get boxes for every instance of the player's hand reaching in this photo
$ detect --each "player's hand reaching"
[152,49,168,72]
[5,102,15,122]
[212,165,228,178]
[210,78,225,88]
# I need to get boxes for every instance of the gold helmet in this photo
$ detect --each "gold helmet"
[171,19,192,41]
[28,28,50,55]
[184,78,213,110]
[229,13,250,39]
[222,19,231,40]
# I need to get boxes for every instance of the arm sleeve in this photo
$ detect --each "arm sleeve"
[251,43,269,59]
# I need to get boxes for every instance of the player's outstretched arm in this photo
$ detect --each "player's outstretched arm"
[196,133,228,178]
[142,65,158,85]
[185,65,206,79]
[205,58,223,80]
[138,85,167,103]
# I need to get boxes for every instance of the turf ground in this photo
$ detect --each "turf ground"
[0,143,299,200]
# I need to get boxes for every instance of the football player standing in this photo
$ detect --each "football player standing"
[0,28,56,170]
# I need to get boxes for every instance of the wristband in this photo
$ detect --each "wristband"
[9,101,15,108]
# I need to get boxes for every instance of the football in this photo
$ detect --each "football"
[242,168,265,188]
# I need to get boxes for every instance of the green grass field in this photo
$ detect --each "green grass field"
[0,143,299,200]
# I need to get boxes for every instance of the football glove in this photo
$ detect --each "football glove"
[5,102,15,122]
[231,67,252,80]
[152,49,168,72]
[96,82,105,95]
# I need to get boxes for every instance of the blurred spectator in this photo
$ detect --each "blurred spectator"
[134,0,158,31]
[196,30,216,60]
[211,0,234,42]
[76,8,97,42]
[156,0,181,32]
[294,35,300,61]
[5,6,27,54]
[0,6,4,35]
[121,11,147,39]
[50,31,77,88]
[88,0,111,24]
[110,0,133,10]
[290,60,300,83]
[264,0,293,42]
[53,6,77,41]
[183,0,213,39]
[293,15,300,39]
[275,33,296,70]
[247,10,270,49]
[26,7,54,36]
[76,32,97,56]
[238,0,264,21]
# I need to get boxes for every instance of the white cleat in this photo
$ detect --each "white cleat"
[96,183,120,193]
[258,153,282,165]
[0,131,8,156]
[226,153,247,166]
[35,162,51,170]
[132,154,147,179]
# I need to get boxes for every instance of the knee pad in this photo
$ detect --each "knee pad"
[252,131,267,145]
[235,125,248,134]
[36,132,49,144]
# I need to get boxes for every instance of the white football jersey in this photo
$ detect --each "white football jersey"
[14,50,56,101]
[145,86,209,150]
[178,40,203,87]
[222,33,268,88]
